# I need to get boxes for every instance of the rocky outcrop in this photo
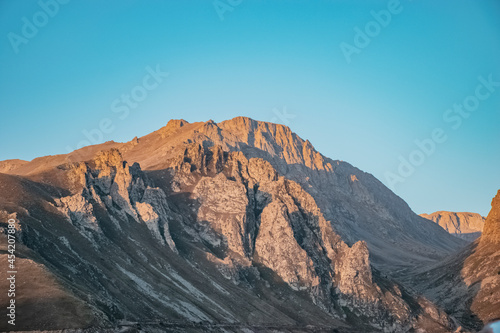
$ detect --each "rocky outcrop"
[55,149,176,251]
[194,172,251,258]
[421,211,485,241]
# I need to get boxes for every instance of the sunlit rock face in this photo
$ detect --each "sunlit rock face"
[55,148,177,250]
[421,211,485,241]
[481,190,500,244]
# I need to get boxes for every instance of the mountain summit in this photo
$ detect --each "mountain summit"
[0,117,475,332]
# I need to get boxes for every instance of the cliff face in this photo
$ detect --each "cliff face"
[54,149,177,251]
[481,190,500,244]
[166,143,446,331]
[420,211,485,241]
[0,117,468,332]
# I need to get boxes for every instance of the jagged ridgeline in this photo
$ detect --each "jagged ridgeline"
[0,117,487,332]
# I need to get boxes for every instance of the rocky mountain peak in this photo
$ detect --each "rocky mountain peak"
[157,118,190,139]
[420,211,485,241]
[166,118,189,130]
[214,117,332,173]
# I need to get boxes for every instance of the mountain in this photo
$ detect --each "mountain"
[2,117,465,271]
[0,117,469,332]
[405,190,500,332]
[420,212,485,241]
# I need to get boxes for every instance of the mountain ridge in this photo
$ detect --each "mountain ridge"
[1,117,466,270]
[0,117,471,332]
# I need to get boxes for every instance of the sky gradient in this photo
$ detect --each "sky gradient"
[1,0,499,216]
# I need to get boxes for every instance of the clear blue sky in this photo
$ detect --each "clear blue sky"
[0,0,499,216]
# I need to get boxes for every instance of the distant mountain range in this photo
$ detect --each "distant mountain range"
[420,211,485,241]
[0,117,497,332]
